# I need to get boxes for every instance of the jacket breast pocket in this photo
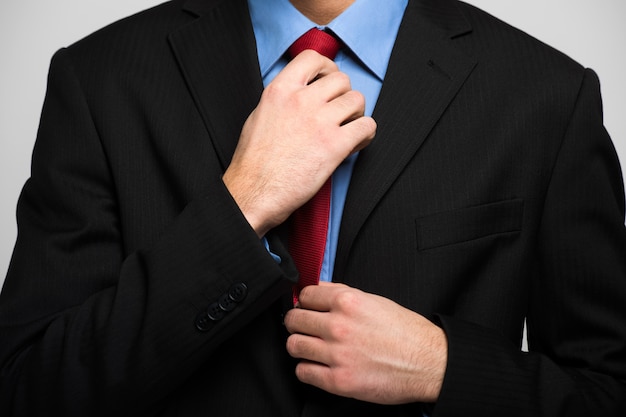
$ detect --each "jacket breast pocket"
[415,199,524,251]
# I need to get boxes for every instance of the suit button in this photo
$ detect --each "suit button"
[228,282,248,303]
[195,312,212,332]
[207,302,225,321]
[218,293,236,312]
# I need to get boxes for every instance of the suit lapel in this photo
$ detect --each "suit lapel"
[169,0,262,170]
[169,0,477,281]
[334,0,477,280]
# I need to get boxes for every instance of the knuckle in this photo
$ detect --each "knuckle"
[327,320,351,341]
[299,49,318,60]
[333,368,353,390]
[334,289,359,310]
[262,81,287,102]
[292,88,313,109]
[334,71,351,88]
[298,49,336,71]
[346,90,365,108]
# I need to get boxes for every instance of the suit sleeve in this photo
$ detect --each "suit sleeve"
[0,48,297,416]
[432,69,626,416]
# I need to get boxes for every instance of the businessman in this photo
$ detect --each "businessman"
[1,0,625,415]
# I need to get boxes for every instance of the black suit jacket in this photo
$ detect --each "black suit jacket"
[1,0,625,415]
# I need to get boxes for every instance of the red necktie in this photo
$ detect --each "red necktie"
[288,29,341,305]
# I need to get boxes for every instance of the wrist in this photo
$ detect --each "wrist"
[407,321,447,403]
[222,172,277,237]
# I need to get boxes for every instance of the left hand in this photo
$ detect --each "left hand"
[284,282,448,404]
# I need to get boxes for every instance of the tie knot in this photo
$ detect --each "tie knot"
[288,28,341,60]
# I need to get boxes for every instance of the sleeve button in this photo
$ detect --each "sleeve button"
[207,302,226,321]
[228,282,248,303]
[195,313,212,332]
[218,293,237,312]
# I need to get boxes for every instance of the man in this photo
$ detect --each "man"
[1,0,625,415]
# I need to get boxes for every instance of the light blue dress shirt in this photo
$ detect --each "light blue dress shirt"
[248,0,408,281]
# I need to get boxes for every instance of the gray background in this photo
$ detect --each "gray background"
[1,0,625,289]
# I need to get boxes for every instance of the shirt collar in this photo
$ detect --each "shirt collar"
[247,0,408,80]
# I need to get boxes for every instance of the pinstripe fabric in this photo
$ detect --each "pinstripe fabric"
[0,0,625,415]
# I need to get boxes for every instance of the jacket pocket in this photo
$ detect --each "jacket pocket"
[415,199,524,251]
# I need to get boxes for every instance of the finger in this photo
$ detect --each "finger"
[276,49,339,86]
[305,70,352,103]
[298,282,349,312]
[294,360,335,394]
[321,89,366,126]
[286,333,330,365]
[284,307,328,336]
[340,116,377,154]
[318,281,348,287]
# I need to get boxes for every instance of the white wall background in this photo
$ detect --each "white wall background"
[1,0,625,289]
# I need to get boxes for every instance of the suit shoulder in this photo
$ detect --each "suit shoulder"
[62,0,190,63]
[455,1,585,80]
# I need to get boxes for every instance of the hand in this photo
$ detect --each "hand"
[222,50,376,237]
[284,282,447,404]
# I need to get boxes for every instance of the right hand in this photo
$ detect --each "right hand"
[223,50,376,237]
